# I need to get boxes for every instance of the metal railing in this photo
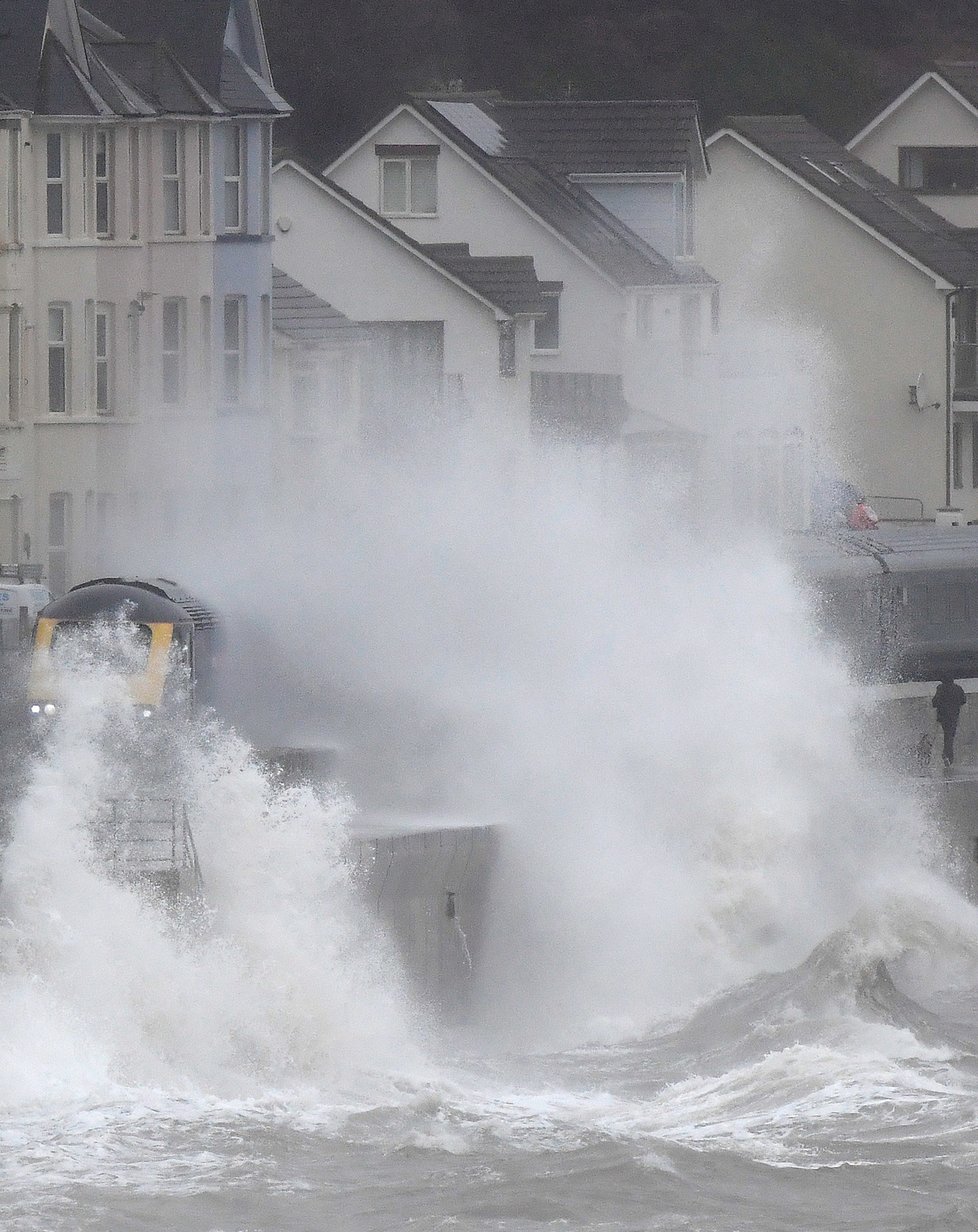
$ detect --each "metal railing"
[94,797,203,896]
[866,495,927,522]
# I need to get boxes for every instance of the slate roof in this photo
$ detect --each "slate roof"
[425,98,708,177]
[410,96,714,290]
[272,268,364,345]
[1,1,288,118]
[419,244,546,316]
[719,115,978,288]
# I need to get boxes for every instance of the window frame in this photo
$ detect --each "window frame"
[161,126,185,235]
[46,131,67,237]
[379,154,438,216]
[899,145,978,194]
[532,289,562,354]
[94,128,112,238]
[93,302,114,414]
[161,297,185,405]
[47,303,70,414]
[223,123,244,232]
[222,295,246,404]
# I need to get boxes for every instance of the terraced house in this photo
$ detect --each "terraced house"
[0,0,288,593]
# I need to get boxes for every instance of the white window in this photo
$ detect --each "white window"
[48,492,70,596]
[199,124,211,234]
[161,298,185,404]
[48,304,69,413]
[94,303,113,413]
[223,296,245,402]
[161,127,184,234]
[128,127,140,239]
[533,290,561,352]
[94,129,112,237]
[200,295,212,400]
[223,124,244,231]
[46,132,67,236]
[379,149,438,215]
[260,123,271,232]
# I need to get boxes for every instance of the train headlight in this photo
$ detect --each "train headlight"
[29,703,41,716]
[139,707,154,719]
[42,702,57,717]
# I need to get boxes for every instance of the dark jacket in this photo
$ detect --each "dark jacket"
[933,681,967,724]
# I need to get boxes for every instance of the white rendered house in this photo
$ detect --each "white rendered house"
[324,96,717,449]
[0,0,288,593]
[699,115,978,522]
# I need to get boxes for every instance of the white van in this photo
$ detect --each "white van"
[0,569,51,652]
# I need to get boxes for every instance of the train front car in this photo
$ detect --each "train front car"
[27,577,217,720]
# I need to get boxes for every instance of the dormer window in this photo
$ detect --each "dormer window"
[572,173,691,260]
[900,147,978,193]
[376,144,438,216]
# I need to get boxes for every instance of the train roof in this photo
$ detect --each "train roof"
[43,577,218,628]
[792,526,978,577]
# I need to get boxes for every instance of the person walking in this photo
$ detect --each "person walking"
[932,676,967,767]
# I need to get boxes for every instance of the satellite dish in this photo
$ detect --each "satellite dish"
[910,370,941,411]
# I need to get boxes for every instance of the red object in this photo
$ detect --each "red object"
[847,501,879,530]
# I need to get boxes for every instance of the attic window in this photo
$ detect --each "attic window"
[900,146,978,193]
[376,145,439,216]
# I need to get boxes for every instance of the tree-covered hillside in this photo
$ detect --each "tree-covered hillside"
[260,0,978,164]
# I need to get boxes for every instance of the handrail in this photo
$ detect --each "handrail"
[867,495,926,521]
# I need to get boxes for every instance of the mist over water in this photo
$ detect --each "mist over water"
[5,401,978,1227]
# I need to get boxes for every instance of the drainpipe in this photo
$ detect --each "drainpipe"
[945,289,954,511]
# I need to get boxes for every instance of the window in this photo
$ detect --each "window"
[900,146,978,193]
[498,320,516,378]
[46,132,66,236]
[128,300,141,411]
[533,289,561,352]
[200,295,212,400]
[223,123,244,231]
[48,305,69,413]
[199,124,211,234]
[223,296,245,402]
[579,176,688,259]
[128,128,140,239]
[94,129,111,236]
[161,127,184,234]
[48,492,70,597]
[260,123,271,232]
[161,298,184,404]
[377,144,438,215]
[94,303,113,413]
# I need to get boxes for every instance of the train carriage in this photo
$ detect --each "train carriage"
[27,577,219,718]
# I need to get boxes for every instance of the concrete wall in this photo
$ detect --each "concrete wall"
[699,132,953,518]
[350,825,497,1014]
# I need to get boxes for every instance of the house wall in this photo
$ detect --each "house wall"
[698,134,954,519]
[327,110,627,378]
[272,163,532,443]
[0,107,278,595]
[851,78,978,228]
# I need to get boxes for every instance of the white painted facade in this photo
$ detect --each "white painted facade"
[271,160,535,454]
[0,4,284,595]
[699,131,958,521]
[849,74,978,229]
[324,105,717,434]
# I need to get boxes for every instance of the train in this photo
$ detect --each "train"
[27,577,219,718]
[793,525,978,682]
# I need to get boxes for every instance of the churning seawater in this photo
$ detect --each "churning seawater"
[4,491,978,1231]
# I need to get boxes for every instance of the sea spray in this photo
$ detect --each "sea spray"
[0,643,426,1106]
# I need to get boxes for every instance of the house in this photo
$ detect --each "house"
[323,95,717,449]
[698,115,978,522]
[271,158,546,458]
[0,0,288,593]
